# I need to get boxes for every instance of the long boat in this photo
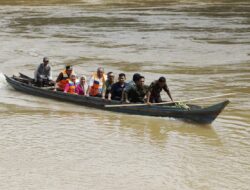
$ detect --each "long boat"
[5,74,229,124]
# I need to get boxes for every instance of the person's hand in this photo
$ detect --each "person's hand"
[49,80,55,86]
[102,96,105,100]
[125,100,130,104]
[146,101,152,106]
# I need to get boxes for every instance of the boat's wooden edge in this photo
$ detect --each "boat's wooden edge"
[4,73,230,125]
[202,99,230,112]
[4,74,121,105]
[5,73,231,110]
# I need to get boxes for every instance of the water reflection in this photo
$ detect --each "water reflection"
[120,116,222,145]
[0,96,221,147]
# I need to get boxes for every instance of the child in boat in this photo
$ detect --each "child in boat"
[64,74,78,94]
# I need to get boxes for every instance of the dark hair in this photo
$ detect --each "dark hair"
[139,76,145,80]
[133,73,141,82]
[97,67,104,72]
[158,76,166,83]
[66,65,73,70]
[107,72,113,76]
[119,73,126,78]
[43,57,49,62]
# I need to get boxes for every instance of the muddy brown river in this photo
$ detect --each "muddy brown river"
[0,1,249,190]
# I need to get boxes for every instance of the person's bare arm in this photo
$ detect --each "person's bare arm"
[164,85,174,101]
[101,83,107,99]
[124,91,130,103]
[107,92,112,100]
[56,72,63,83]
[86,86,90,96]
[146,91,151,104]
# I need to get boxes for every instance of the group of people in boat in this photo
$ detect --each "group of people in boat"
[34,57,174,104]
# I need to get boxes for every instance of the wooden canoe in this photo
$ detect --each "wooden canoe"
[5,74,229,124]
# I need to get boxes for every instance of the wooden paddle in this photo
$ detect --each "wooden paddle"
[104,93,236,108]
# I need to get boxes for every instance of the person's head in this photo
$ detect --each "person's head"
[107,72,115,82]
[65,65,73,75]
[70,74,76,81]
[80,75,86,84]
[158,76,166,87]
[137,76,145,87]
[97,67,104,78]
[43,57,49,66]
[118,73,126,84]
[132,73,141,83]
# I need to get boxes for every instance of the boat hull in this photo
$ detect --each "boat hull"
[5,75,229,124]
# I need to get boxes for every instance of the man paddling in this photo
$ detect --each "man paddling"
[34,57,53,87]
[146,76,173,103]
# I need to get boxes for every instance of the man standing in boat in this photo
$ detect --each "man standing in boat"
[146,76,174,103]
[34,57,53,87]
[56,65,75,91]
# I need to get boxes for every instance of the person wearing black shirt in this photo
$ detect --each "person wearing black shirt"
[110,73,127,101]
[147,76,173,103]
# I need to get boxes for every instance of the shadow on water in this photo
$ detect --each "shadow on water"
[11,16,140,27]
[117,115,222,146]
[0,97,222,148]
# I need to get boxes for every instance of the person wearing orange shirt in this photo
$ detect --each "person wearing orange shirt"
[86,67,107,97]
[63,74,78,94]
[56,65,75,91]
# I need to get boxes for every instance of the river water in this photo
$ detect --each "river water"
[0,1,249,190]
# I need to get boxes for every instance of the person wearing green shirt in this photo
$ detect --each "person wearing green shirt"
[125,75,149,103]
[102,72,115,100]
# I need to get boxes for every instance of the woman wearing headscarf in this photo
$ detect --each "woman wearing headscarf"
[76,75,88,95]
